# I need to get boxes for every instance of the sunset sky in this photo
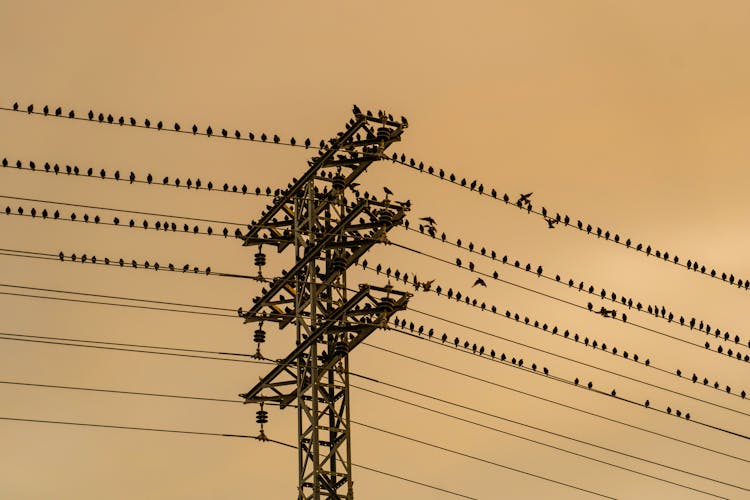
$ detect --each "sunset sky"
[1,2,749,499]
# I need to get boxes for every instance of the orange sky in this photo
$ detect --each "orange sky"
[1,2,750,499]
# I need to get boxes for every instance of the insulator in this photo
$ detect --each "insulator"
[256,409,268,425]
[378,297,396,313]
[332,174,345,191]
[253,327,266,344]
[377,209,393,226]
[331,257,347,273]
[334,341,349,357]
[254,252,266,267]
[376,126,390,140]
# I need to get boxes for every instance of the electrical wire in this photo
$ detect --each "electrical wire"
[0,282,235,312]
[0,157,275,197]
[0,104,320,151]
[0,194,246,226]
[2,204,246,239]
[0,291,237,318]
[358,261,750,410]
[403,307,750,416]
[360,342,750,463]
[388,325,750,441]
[387,155,748,295]
[0,334,269,365]
[388,242,749,365]
[0,248,260,281]
[2,378,738,493]
[4,328,748,473]
[349,385,747,493]
[0,415,475,499]
[402,224,749,354]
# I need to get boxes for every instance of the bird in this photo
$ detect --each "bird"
[473,278,487,288]
[421,279,435,292]
[419,216,436,226]
[517,192,533,205]
[546,218,557,229]
[383,186,393,196]
[144,118,151,128]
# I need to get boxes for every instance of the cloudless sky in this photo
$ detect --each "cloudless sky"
[1,2,749,499]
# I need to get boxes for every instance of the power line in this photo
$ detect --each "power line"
[361,342,750,464]
[3,204,245,239]
[4,377,738,492]
[0,415,475,499]
[0,248,260,281]
[1,157,276,196]
[403,307,750,416]
[0,333,269,365]
[352,421,616,499]
[4,328,748,483]
[0,194,246,226]
[7,378,730,494]
[387,155,749,295]
[349,385,747,493]
[388,325,750,442]
[0,291,237,318]
[388,242,749,364]
[1,104,321,150]
[402,224,749,355]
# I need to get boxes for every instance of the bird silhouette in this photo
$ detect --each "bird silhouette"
[517,192,532,205]
[144,118,151,128]
[383,186,393,196]
[419,216,436,226]
[473,278,487,288]
[206,126,213,137]
[546,218,557,229]
[192,124,198,134]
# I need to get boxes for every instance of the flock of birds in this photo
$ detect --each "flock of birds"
[6,101,323,149]
[390,155,750,293]
[4,204,246,239]
[2,158,281,197]
[388,316,698,419]
[56,250,217,276]
[361,258,748,400]
[404,209,750,356]
[5,102,746,412]
[6,99,747,294]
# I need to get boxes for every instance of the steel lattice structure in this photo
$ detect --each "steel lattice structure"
[239,108,411,499]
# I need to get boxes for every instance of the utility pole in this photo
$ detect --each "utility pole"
[240,107,411,499]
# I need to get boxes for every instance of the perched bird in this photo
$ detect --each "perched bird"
[421,279,435,292]
[546,218,557,229]
[473,278,487,288]
[383,186,393,196]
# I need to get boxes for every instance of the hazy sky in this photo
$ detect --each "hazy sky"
[1,2,750,499]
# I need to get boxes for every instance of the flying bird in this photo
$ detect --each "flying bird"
[419,216,436,226]
[473,278,487,288]
[517,192,533,205]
